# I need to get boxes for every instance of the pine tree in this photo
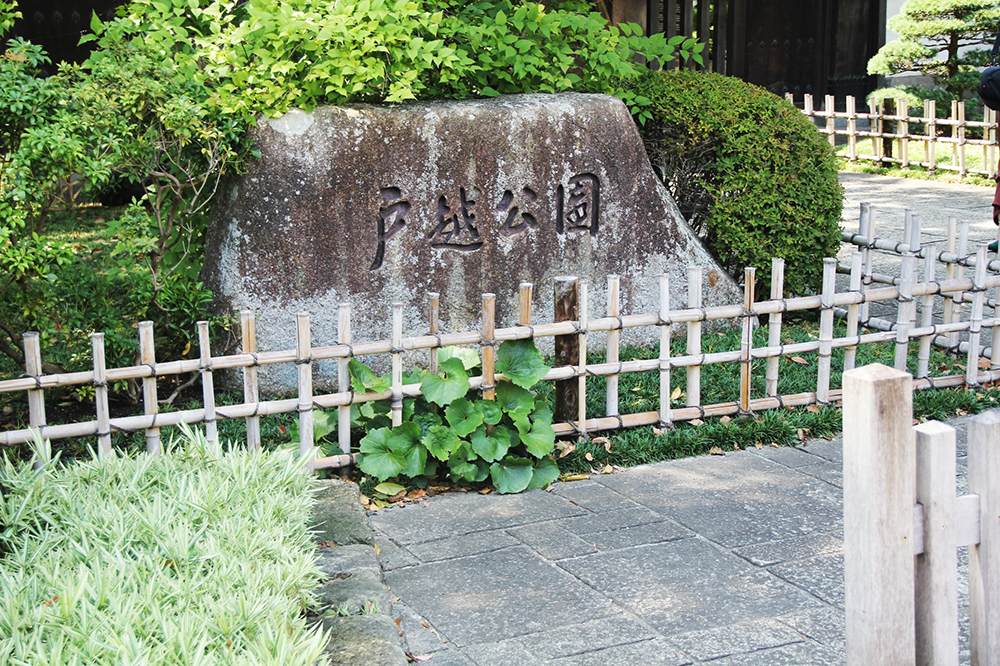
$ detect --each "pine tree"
[868,0,1000,99]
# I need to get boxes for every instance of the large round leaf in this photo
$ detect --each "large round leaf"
[470,424,511,463]
[357,428,406,481]
[421,424,463,462]
[495,338,550,388]
[478,401,503,425]
[490,456,534,494]
[421,357,471,407]
[527,456,560,489]
[445,398,484,437]
[496,380,534,416]
[388,422,426,478]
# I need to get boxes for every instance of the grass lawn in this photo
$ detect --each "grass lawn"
[836,138,996,187]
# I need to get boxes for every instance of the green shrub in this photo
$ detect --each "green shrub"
[631,69,843,295]
[0,427,328,664]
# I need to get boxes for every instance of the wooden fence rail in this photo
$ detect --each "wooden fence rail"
[795,93,1000,178]
[3,204,1000,468]
[843,364,1000,664]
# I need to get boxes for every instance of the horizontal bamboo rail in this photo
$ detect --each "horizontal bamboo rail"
[3,200,999,471]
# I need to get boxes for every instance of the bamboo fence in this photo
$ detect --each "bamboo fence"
[3,204,1000,470]
[793,93,1000,178]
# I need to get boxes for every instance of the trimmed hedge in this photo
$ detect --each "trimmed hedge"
[632,69,843,295]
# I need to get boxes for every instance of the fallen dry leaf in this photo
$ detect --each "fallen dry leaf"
[374,542,380,555]
[670,386,683,400]
[719,415,731,425]
[782,338,795,344]
[770,442,780,448]
[796,428,808,441]
[755,442,764,450]
[558,443,576,459]
[709,446,725,456]
[601,464,614,474]
[592,436,610,450]
[407,655,432,663]
[788,356,808,365]
[806,404,819,413]
[422,501,429,507]
[584,452,594,461]
[979,356,992,370]
[562,474,591,481]
[359,494,371,507]
[394,617,402,632]
[479,487,492,495]
[690,419,704,426]
[732,442,741,450]
[652,426,664,436]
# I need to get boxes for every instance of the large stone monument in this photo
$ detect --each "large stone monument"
[203,93,740,390]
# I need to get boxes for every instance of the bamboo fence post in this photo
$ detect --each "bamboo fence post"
[91,333,111,458]
[686,267,703,408]
[914,420,959,665]
[240,310,260,451]
[944,217,958,339]
[816,259,836,406]
[196,321,218,449]
[338,303,351,456]
[138,321,160,456]
[916,245,937,380]
[739,267,755,413]
[658,274,672,428]
[391,303,404,424]
[952,221,971,350]
[554,277,579,422]
[894,213,920,372]
[577,283,588,437]
[881,98,895,163]
[925,99,936,169]
[860,203,876,324]
[968,410,1000,662]
[295,312,314,468]
[843,364,915,664]
[899,98,909,168]
[804,93,813,117]
[428,293,440,376]
[825,94,836,148]
[481,294,496,402]
[765,258,785,397]
[519,283,533,326]
[992,248,1000,370]
[957,100,967,176]
[846,95,857,161]
[967,247,987,387]
[870,97,883,162]
[844,251,863,373]
[23,332,46,438]
[606,276,620,418]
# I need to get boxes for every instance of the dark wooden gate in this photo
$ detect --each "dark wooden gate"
[609,0,886,106]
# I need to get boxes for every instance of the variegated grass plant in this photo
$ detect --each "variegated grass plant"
[0,426,329,665]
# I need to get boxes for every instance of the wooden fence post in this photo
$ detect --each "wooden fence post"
[843,363,915,665]
[91,332,111,458]
[967,247,987,387]
[860,203,876,325]
[847,95,858,162]
[138,321,160,456]
[914,420,959,665]
[23,333,46,452]
[739,267,755,412]
[882,98,895,164]
[338,302,352,456]
[481,294,496,402]
[765,258,784,397]
[554,277,579,423]
[969,409,1000,663]
[240,310,261,451]
[295,312,314,469]
[659,273,672,428]
[606,276,620,418]
[686,267,702,408]
[916,245,937,380]
[816,258,836,405]
[391,303,405,423]
[196,321,218,449]
[844,251,863,373]
[899,98,910,168]
[925,99,937,171]
[577,283,588,436]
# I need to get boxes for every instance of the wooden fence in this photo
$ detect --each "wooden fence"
[796,93,1000,179]
[3,204,1000,468]
[843,364,1000,663]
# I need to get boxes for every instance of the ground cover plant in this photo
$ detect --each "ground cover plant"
[631,69,844,296]
[0,426,328,664]
[836,139,996,186]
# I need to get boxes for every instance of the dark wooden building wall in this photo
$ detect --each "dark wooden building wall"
[4,0,121,74]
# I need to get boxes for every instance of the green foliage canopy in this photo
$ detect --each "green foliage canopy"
[632,69,843,295]
[867,0,1000,98]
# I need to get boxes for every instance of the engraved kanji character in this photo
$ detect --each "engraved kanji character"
[557,173,600,237]
[497,186,539,236]
[428,187,483,251]
[370,187,410,270]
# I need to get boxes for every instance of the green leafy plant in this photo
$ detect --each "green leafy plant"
[0,425,328,664]
[350,339,558,494]
[631,69,843,295]
[867,0,1000,100]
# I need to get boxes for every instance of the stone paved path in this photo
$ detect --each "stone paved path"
[370,418,973,665]
[365,174,990,665]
